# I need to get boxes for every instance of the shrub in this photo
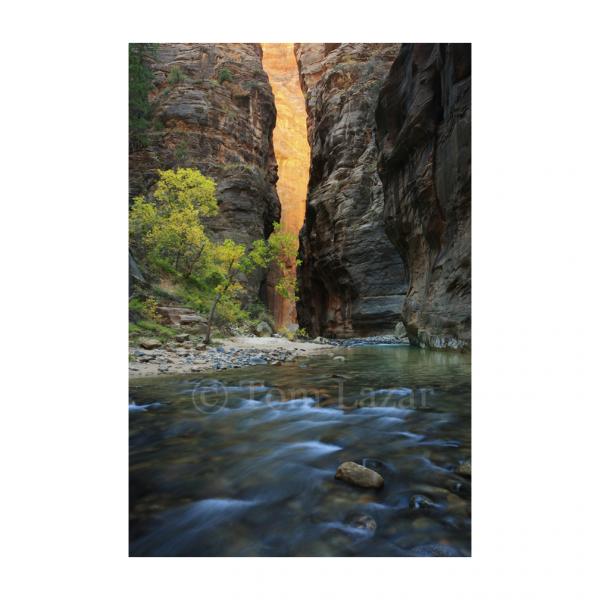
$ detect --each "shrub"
[143,297,159,320]
[218,68,233,84]
[167,66,185,84]
[174,141,189,164]
[131,319,176,341]
[277,327,295,341]
[128,297,146,322]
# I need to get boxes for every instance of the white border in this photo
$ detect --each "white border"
[2,0,600,598]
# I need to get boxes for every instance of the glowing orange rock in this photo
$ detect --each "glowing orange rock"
[261,43,310,328]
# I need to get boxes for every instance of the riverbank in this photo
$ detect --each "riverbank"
[129,335,336,378]
[129,334,409,379]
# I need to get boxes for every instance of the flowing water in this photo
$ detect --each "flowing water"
[129,344,471,556]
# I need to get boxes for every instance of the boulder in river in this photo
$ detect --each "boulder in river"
[139,337,162,350]
[335,461,384,489]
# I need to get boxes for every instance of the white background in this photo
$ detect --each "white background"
[1,0,599,598]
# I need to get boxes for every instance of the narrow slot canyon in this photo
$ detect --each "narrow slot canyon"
[260,43,310,329]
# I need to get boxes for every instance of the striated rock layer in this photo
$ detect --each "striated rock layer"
[261,43,310,327]
[295,43,408,338]
[129,43,280,298]
[375,43,471,349]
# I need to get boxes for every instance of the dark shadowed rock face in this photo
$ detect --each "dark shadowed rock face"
[375,43,471,350]
[295,43,408,338]
[129,43,280,297]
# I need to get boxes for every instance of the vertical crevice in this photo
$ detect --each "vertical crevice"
[260,43,310,328]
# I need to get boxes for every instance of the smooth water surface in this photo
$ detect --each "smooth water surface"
[129,345,471,556]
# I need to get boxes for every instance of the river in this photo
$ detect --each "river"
[129,344,471,556]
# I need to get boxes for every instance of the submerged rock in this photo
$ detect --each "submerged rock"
[335,461,384,489]
[139,338,162,350]
[346,514,377,533]
[409,494,436,513]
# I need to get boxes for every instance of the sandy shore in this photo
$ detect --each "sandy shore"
[129,335,335,379]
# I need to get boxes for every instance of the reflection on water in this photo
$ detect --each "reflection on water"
[129,345,471,556]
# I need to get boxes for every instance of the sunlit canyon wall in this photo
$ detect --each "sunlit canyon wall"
[261,43,310,328]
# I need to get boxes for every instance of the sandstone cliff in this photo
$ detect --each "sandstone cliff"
[261,44,310,327]
[375,43,471,349]
[129,43,280,297]
[295,43,408,337]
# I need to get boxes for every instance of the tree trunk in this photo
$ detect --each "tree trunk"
[203,293,221,344]
[203,263,235,344]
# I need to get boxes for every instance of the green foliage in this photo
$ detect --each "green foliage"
[218,68,233,84]
[128,297,146,321]
[266,223,300,301]
[128,296,160,321]
[143,297,159,320]
[174,141,189,165]
[129,295,176,342]
[129,319,176,341]
[154,168,218,216]
[277,327,295,341]
[130,168,218,277]
[167,65,185,84]
[129,168,299,343]
[242,80,262,91]
[129,43,157,150]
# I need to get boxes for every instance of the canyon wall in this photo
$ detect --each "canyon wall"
[375,43,471,349]
[129,43,280,297]
[295,43,408,338]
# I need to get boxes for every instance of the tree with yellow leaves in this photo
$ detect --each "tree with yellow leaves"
[129,168,299,342]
